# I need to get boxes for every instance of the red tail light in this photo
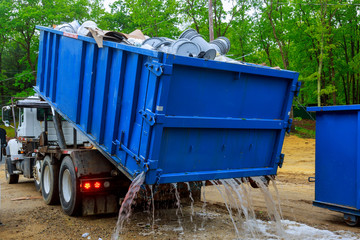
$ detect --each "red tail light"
[80,179,112,192]
[84,182,91,190]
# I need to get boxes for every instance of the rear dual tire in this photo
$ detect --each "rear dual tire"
[59,156,81,216]
[40,155,81,215]
[34,160,42,192]
[5,158,19,184]
[41,156,59,205]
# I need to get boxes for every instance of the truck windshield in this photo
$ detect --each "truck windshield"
[37,108,53,121]
[37,108,66,121]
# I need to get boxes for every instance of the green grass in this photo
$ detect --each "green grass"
[294,126,315,139]
[0,124,16,138]
[301,122,314,127]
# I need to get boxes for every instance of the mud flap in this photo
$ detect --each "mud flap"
[6,157,14,174]
[82,194,118,216]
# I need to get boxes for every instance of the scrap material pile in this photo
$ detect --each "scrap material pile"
[54,20,242,63]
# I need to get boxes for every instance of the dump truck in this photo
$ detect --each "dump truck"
[2,26,300,216]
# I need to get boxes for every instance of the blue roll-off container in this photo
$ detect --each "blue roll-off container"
[308,105,360,225]
[35,26,300,185]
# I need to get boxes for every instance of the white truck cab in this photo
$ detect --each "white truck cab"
[2,96,89,184]
[3,96,88,145]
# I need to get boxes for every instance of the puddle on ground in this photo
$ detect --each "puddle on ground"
[110,175,358,240]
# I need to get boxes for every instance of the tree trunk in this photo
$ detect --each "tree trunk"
[208,0,214,41]
[342,76,349,104]
[267,0,288,69]
[317,1,327,107]
[317,31,324,106]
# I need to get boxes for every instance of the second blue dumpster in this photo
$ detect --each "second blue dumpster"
[308,105,360,226]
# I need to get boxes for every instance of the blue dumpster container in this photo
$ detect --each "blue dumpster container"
[308,105,360,226]
[35,26,300,185]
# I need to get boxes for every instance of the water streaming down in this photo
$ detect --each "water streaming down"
[199,180,207,231]
[224,178,260,238]
[210,180,241,238]
[237,177,262,234]
[111,174,287,239]
[251,176,285,237]
[149,185,155,232]
[185,182,195,223]
[206,176,289,239]
[171,183,184,233]
[220,179,245,231]
[269,176,283,219]
[112,172,145,240]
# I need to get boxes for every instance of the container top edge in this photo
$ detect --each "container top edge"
[36,25,161,58]
[164,53,299,80]
[307,105,360,112]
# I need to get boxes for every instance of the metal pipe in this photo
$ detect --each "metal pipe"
[51,107,67,149]
[44,110,48,133]
[11,97,17,138]
[73,128,77,149]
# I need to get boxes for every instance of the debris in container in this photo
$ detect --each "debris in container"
[210,36,231,55]
[77,20,98,36]
[169,39,200,57]
[215,55,243,65]
[53,21,281,68]
[55,20,80,33]
[179,29,217,60]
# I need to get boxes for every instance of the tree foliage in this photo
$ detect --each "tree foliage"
[2,0,360,108]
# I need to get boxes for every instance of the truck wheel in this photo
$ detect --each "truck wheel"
[5,158,19,184]
[34,160,42,192]
[41,156,59,205]
[59,156,81,216]
[344,214,360,226]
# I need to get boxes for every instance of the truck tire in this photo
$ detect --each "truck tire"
[344,214,360,226]
[5,159,19,184]
[34,159,42,192]
[41,156,59,205]
[59,156,81,216]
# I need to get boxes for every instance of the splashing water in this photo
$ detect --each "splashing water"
[110,174,297,239]
[224,178,260,238]
[112,172,145,240]
[251,176,284,237]
[204,176,289,239]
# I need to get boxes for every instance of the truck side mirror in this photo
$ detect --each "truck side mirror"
[2,106,13,128]
[4,121,10,127]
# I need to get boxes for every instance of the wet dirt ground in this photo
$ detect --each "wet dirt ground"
[1,135,360,239]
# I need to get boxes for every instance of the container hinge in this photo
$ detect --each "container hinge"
[145,62,163,76]
[285,118,293,133]
[139,109,156,126]
[278,153,285,168]
[292,81,302,97]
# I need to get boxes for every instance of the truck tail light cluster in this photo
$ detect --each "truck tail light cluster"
[80,180,111,192]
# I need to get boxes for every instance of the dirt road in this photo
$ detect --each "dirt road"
[1,135,359,240]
